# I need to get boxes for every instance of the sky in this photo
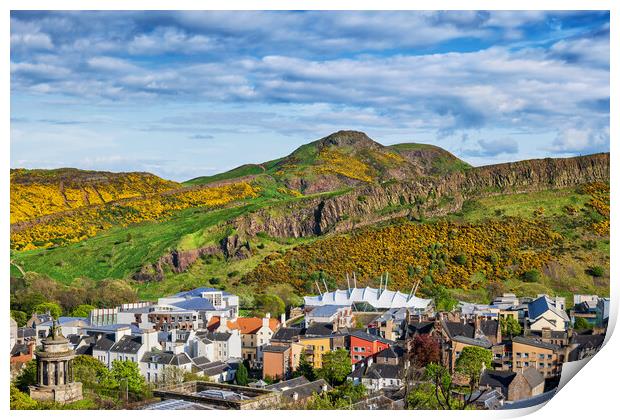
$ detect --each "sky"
[10,11,610,182]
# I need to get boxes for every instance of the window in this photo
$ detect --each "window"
[539,363,544,368]
[547,354,552,360]
[523,353,529,358]
[516,352,521,358]
[524,362,529,367]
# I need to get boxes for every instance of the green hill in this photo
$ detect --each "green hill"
[9,131,609,314]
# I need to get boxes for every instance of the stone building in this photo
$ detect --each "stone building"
[29,321,83,404]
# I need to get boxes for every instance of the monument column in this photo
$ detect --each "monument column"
[29,319,83,404]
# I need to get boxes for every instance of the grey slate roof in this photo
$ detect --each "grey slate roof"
[192,355,212,368]
[571,333,605,349]
[142,351,174,364]
[375,346,401,360]
[265,376,309,391]
[442,320,475,339]
[521,366,545,388]
[480,320,499,337]
[267,378,332,401]
[305,322,335,337]
[11,343,30,357]
[452,335,492,348]
[349,329,393,345]
[271,327,304,342]
[407,321,434,336]
[204,332,232,342]
[199,361,231,376]
[18,327,36,339]
[93,336,115,352]
[365,363,402,380]
[110,335,143,354]
[480,369,517,390]
[513,336,560,351]
[141,351,192,366]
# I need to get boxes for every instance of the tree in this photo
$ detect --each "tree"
[10,384,38,410]
[574,317,590,330]
[73,355,111,388]
[453,254,467,265]
[316,349,351,386]
[407,382,450,410]
[424,363,456,410]
[33,302,62,319]
[305,383,366,409]
[411,334,440,367]
[587,266,605,277]
[293,353,317,381]
[255,294,285,317]
[110,360,147,398]
[265,284,304,308]
[160,365,185,386]
[522,269,541,283]
[235,363,249,386]
[455,346,493,410]
[70,304,96,318]
[14,359,37,392]
[500,316,522,338]
[11,310,27,327]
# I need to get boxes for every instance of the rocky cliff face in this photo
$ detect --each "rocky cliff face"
[231,152,610,239]
[145,151,609,279]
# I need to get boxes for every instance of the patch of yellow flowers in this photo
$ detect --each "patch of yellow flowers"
[11,182,259,251]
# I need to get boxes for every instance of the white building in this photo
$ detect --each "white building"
[140,351,193,383]
[528,295,570,332]
[304,286,432,312]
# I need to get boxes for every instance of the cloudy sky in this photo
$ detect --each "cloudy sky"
[10,11,609,181]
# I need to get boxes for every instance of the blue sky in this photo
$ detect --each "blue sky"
[10,11,609,181]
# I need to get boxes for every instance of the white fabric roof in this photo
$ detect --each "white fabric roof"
[304,287,432,310]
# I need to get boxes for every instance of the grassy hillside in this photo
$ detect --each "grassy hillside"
[389,142,472,176]
[183,164,266,186]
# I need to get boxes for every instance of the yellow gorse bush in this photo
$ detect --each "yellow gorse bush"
[11,182,259,250]
[10,172,178,224]
[245,218,563,292]
[317,149,374,182]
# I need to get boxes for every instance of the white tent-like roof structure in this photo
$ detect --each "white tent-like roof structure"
[304,286,432,311]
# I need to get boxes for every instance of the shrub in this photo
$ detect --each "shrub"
[587,266,605,277]
[209,277,221,285]
[453,254,467,265]
[522,269,541,283]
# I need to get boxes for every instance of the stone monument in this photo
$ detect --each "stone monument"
[29,320,83,404]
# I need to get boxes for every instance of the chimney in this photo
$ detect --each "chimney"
[332,322,338,333]
[292,392,299,401]
[280,313,286,328]
[262,316,270,329]
[321,384,328,392]
[542,328,551,340]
